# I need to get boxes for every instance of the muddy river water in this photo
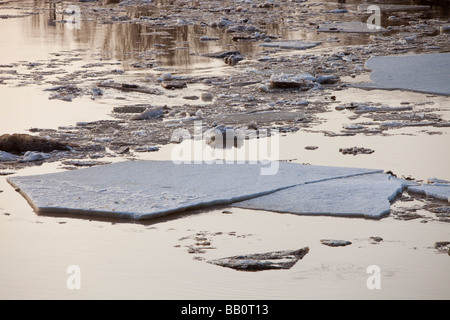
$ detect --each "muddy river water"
[0,0,449,300]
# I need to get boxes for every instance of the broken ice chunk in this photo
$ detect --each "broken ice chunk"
[318,21,385,33]
[259,40,322,50]
[19,151,51,162]
[234,173,415,219]
[407,184,450,203]
[207,248,309,271]
[321,240,352,247]
[130,107,164,120]
[0,151,19,162]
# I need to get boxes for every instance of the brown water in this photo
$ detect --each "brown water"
[1,0,449,300]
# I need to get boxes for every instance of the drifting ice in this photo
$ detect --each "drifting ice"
[234,173,416,218]
[7,160,415,220]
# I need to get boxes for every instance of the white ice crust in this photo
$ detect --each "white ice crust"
[7,161,386,220]
[235,173,415,218]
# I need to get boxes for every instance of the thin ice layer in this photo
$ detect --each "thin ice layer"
[408,184,450,203]
[234,173,415,219]
[359,53,450,96]
[317,21,385,33]
[259,41,322,50]
[7,160,381,220]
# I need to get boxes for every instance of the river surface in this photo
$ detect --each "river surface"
[0,0,449,300]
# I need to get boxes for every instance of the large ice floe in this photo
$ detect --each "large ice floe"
[234,173,413,218]
[407,184,450,203]
[7,161,416,220]
[359,53,450,96]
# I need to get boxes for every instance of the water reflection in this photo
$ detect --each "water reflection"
[6,0,450,70]
[19,1,254,70]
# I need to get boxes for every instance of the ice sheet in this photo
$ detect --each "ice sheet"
[407,184,450,203]
[234,173,415,219]
[358,53,450,96]
[7,160,381,220]
[259,41,322,50]
[317,21,385,33]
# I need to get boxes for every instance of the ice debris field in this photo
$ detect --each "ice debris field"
[7,160,449,220]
